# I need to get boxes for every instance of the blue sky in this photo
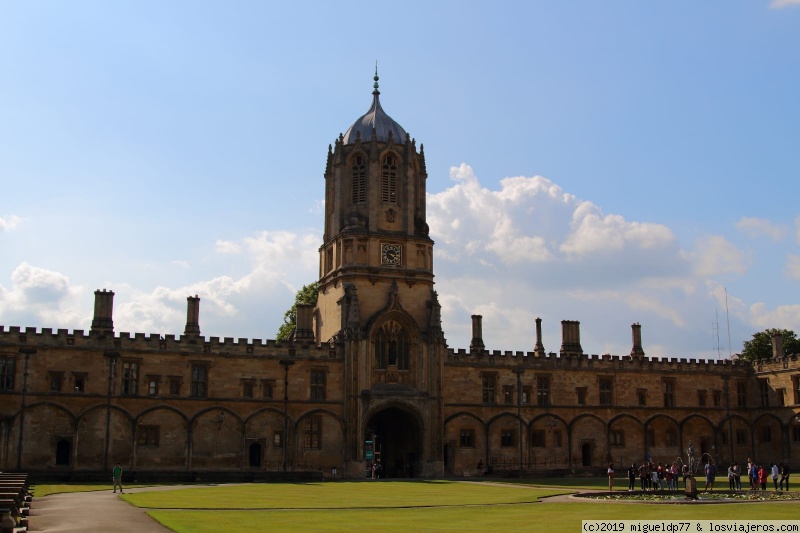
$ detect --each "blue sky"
[1,1,798,358]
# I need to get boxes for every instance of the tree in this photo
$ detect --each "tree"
[276,282,319,341]
[739,328,800,361]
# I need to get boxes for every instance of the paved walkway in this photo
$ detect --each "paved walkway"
[28,486,188,533]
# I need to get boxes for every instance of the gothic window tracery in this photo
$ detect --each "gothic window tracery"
[374,320,409,370]
[381,154,397,204]
[352,155,366,204]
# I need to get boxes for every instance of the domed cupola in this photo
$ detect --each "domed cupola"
[342,67,407,144]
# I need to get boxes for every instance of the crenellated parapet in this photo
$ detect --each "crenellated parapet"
[446,346,750,373]
[0,324,339,359]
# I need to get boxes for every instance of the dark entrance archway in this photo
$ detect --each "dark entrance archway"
[55,438,71,466]
[248,442,262,468]
[366,406,421,478]
[581,441,592,467]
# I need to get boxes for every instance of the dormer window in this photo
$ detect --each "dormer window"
[352,155,366,204]
[381,155,397,204]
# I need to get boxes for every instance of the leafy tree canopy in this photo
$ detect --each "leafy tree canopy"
[739,328,799,361]
[276,282,319,342]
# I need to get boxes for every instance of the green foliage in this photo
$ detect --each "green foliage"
[740,328,800,361]
[276,282,319,341]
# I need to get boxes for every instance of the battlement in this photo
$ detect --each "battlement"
[753,353,800,373]
[446,346,750,371]
[0,324,338,358]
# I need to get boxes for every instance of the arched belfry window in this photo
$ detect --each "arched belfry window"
[374,320,409,370]
[381,154,397,204]
[352,155,366,204]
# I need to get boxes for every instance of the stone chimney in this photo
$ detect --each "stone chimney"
[90,289,114,335]
[184,295,201,337]
[469,314,485,354]
[559,320,583,355]
[630,323,645,358]
[533,317,546,357]
[771,331,784,359]
[295,304,315,341]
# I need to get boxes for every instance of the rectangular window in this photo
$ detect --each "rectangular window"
[761,426,772,443]
[137,425,159,447]
[262,379,275,399]
[460,429,475,448]
[793,425,800,443]
[721,431,729,445]
[304,416,321,449]
[646,429,655,447]
[610,430,624,447]
[776,388,785,407]
[662,378,676,407]
[503,385,514,404]
[759,379,769,407]
[122,361,139,396]
[501,430,516,447]
[536,375,550,407]
[169,376,181,396]
[697,390,707,407]
[736,381,747,407]
[72,372,87,393]
[599,378,613,406]
[554,430,562,448]
[736,429,747,446]
[191,364,208,398]
[49,371,64,393]
[0,356,16,391]
[637,389,647,406]
[531,429,545,447]
[793,376,800,404]
[576,387,587,406]
[242,380,254,398]
[311,370,326,401]
[713,390,722,407]
[522,386,531,405]
[147,378,159,397]
[482,374,496,404]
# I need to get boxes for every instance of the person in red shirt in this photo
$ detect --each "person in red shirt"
[758,465,768,491]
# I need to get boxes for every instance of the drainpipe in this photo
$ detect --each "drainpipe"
[513,366,525,476]
[279,359,295,472]
[103,351,120,471]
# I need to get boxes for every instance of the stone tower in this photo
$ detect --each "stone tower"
[315,69,446,477]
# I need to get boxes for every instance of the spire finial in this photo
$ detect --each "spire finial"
[373,61,380,95]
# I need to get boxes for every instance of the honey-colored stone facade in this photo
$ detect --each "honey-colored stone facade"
[1,79,798,478]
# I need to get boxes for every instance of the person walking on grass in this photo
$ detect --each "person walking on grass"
[627,463,637,491]
[771,463,779,491]
[112,462,124,493]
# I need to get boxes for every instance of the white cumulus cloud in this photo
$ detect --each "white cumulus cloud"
[0,215,22,232]
[735,217,786,241]
[771,0,800,8]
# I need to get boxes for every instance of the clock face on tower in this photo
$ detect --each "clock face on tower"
[381,243,401,265]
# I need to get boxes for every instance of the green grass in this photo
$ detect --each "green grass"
[121,480,571,509]
[33,477,799,533]
[31,482,167,497]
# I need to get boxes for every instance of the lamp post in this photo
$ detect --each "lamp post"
[512,366,525,477]
[279,359,295,472]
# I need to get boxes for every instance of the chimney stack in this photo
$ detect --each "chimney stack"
[90,289,114,335]
[533,317,545,357]
[184,295,201,337]
[630,323,645,358]
[771,331,784,359]
[559,320,583,355]
[295,304,315,341]
[470,315,485,354]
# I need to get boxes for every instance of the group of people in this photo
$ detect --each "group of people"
[608,458,792,494]
[620,462,686,492]
[726,459,791,492]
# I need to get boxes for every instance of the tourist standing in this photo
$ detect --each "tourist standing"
[758,465,768,491]
[704,461,715,491]
[639,463,647,491]
[728,463,736,491]
[628,463,637,491]
[112,462,124,493]
[607,463,615,492]
[771,463,779,491]
[779,463,790,491]
[733,462,741,490]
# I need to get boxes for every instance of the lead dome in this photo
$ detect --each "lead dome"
[342,69,407,144]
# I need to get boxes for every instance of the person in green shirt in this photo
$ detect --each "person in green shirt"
[112,462,124,493]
